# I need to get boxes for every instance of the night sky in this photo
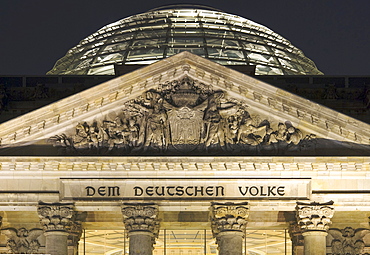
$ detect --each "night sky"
[1,0,369,76]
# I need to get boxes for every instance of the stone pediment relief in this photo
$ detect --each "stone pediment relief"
[48,76,368,156]
[0,52,369,156]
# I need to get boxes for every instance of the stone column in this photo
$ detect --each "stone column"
[210,202,249,255]
[296,201,334,255]
[122,203,159,255]
[38,202,75,255]
[289,222,304,255]
[68,211,87,255]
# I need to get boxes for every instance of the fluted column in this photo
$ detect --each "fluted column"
[38,202,75,255]
[122,203,159,255]
[210,202,249,255]
[296,201,334,255]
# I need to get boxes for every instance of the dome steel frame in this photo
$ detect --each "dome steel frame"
[48,6,323,76]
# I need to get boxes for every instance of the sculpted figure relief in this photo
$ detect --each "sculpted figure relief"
[49,76,313,155]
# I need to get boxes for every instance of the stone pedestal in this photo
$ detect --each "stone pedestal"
[122,203,159,255]
[296,201,334,255]
[38,202,75,255]
[210,202,249,255]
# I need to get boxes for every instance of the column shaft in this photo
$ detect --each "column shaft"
[296,201,334,255]
[45,231,69,255]
[210,202,249,255]
[217,231,243,255]
[122,203,159,255]
[128,232,153,255]
[302,231,327,255]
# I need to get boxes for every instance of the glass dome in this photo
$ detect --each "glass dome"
[47,5,323,75]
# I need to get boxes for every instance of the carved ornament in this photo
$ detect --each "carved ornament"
[296,201,334,232]
[210,202,249,237]
[2,227,43,254]
[328,227,370,255]
[37,202,75,232]
[121,203,159,238]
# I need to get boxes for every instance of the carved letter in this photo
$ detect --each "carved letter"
[134,186,143,196]
[194,186,204,196]
[215,186,225,196]
[176,186,184,196]
[249,186,259,196]
[86,186,95,196]
[277,186,285,196]
[267,186,276,196]
[206,186,214,196]
[108,186,120,196]
[98,187,106,196]
[167,186,175,196]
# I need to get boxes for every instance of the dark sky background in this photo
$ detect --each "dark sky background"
[0,0,369,76]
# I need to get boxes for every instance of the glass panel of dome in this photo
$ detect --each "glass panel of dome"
[172,23,200,28]
[87,64,115,75]
[202,24,231,31]
[126,48,163,60]
[207,48,244,59]
[170,30,203,36]
[205,38,240,48]
[76,59,93,69]
[132,38,165,47]
[213,59,247,65]
[242,43,269,53]
[81,48,100,59]
[101,43,129,54]
[166,48,205,56]
[202,29,234,37]
[256,65,284,75]
[138,30,167,39]
[94,53,123,64]
[247,52,278,64]
[278,58,296,70]
[272,48,291,59]
[169,37,204,46]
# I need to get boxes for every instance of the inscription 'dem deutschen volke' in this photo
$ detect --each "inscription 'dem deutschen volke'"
[85,185,286,197]
[61,179,311,200]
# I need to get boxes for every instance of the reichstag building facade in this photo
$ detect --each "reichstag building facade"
[0,5,369,255]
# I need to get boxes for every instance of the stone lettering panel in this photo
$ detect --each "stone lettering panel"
[61,178,311,200]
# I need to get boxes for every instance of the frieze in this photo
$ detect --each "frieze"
[49,76,318,155]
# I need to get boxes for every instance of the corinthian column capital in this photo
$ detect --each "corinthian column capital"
[296,201,334,232]
[37,202,75,232]
[122,203,160,238]
[210,202,249,237]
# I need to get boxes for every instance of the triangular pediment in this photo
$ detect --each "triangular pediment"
[0,52,369,156]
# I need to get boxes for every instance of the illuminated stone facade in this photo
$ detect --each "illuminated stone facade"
[0,52,369,254]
